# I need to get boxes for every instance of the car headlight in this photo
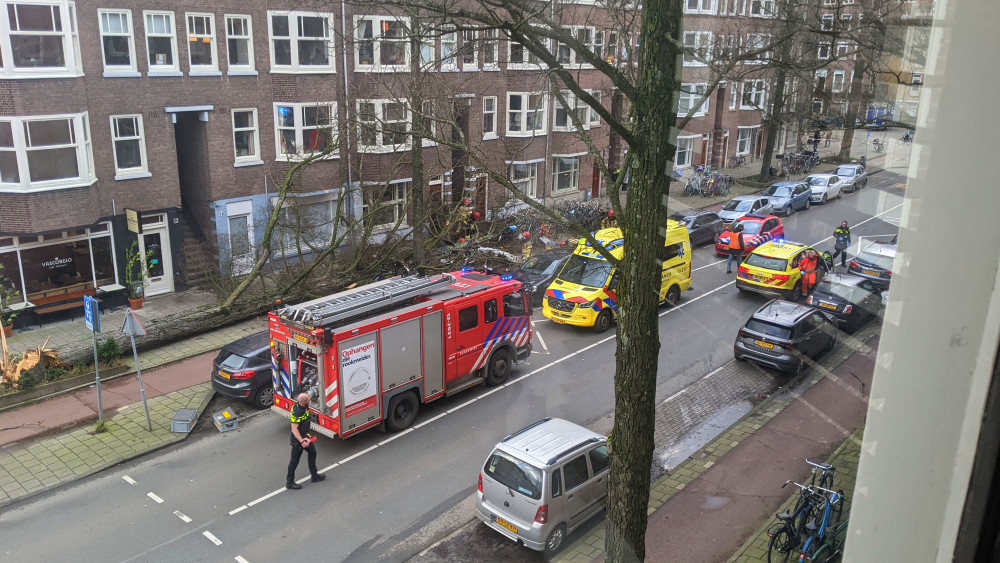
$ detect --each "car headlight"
[579,299,596,309]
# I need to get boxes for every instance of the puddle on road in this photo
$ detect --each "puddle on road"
[653,401,753,481]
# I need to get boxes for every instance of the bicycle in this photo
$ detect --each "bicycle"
[805,459,836,490]
[802,517,849,562]
[766,481,825,562]
[872,138,884,152]
[797,486,847,562]
[897,132,913,145]
[729,154,747,168]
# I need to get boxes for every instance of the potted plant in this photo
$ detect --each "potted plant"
[0,263,21,338]
[123,241,154,310]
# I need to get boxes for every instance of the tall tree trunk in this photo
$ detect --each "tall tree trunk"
[758,12,795,182]
[409,16,426,264]
[605,0,681,561]
[839,0,875,162]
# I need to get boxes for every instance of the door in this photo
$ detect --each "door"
[138,215,173,296]
[560,454,595,528]
[591,162,601,198]
[226,201,255,275]
[445,301,485,382]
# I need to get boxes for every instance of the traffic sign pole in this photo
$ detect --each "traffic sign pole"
[121,309,151,432]
[84,296,104,425]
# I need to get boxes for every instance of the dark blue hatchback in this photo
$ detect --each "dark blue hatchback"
[211,331,274,408]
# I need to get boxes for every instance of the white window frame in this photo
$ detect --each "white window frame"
[109,114,149,179]
[730,86,738,110]
[556,26,602,68]
[817,42,831,60]
[588,90,602,127]
[506,92,547,137]
[821,14,834,31]
[832,70,846,93]
[740,79,766,109]
[836,41,850,59]
[231,108,261,166]
[813,98,824,114]
[98,9,138,77]
[357,99,410,153]
[269,11,336,74]
[749,0,776,17]
[507,36,549,70]
[483,96,498,140]
[815,69,828,92]
[744,33,770,64]
[910,72,923,97]
[678,83,710,118]
[0,112,96,193]
[482,29,499,70]
[507,161,539,199]
[420,100,436,148]
[674,135,698,167]
[684,0,716,14]
[273,102,338,161]
[441,26,458,71]
[353,15,409,73]
[552,155,581,193]
[185,13,219,75]
[553,91,589,132]
[683,31,712,66]
[143,10,180,75]
[274,194,338,256]
[0,1,83,79]
[736,126,756,155]
[362,180,409,230]
[224,14,255,75]
[460,29,477,70]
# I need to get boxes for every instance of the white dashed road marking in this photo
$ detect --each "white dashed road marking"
[202,531,223,546]
[122,475,136,485]
[535,330,550,354]
[235,556,249,563]
[173,511,192,523]
[147,492,164,504]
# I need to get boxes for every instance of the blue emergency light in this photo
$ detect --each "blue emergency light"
[461,266,474,272]
[500,274,514,281]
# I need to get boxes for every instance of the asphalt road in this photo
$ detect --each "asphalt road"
[0,171,905,563]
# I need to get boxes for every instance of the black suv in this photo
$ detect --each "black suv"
[734,300,837,374]
[515,250,572,306]
[211,331,274,408]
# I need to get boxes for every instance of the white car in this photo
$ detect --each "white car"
[805,174,844,204]
[834,163,868,192]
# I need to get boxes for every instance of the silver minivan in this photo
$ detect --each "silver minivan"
[475,418,609,554]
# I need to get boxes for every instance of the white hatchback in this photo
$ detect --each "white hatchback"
[805,174,844,204]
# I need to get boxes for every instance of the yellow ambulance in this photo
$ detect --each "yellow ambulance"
[542,220,692,332]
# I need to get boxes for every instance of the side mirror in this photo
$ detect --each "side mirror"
[607,275,620,290]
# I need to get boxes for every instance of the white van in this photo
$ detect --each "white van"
[474,418,609,554]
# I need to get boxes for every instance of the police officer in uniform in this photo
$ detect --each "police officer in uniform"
[831,221,851,269]
[286,392,325,490]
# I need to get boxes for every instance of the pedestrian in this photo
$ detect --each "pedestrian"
[831,221,852,269]
[726,224,744,274]
[811,132,821,153]
[601,210,618,229]
[825,130,833,147]
[799,250,819,297]
[286,392,325,490]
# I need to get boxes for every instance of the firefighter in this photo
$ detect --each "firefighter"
[601,210,618,229]
[800,250,819,298]
[286,393,325,490]
[521,232,533,262]
[726,224,745,274]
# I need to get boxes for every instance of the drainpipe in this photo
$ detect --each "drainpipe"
[340,0,355,220]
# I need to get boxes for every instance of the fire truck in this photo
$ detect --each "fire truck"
[268,270,533,439]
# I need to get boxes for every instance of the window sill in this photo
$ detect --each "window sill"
[483,66,500,72]
[274,154,341,162]
[190,70,223,77]
[115,172,152,181]
[269,67,337,74]
[148,70,183,77]
[227,69,258,76]
[0,176,98,193]
[483,134,499,141]
[505,132,547,138]
[234,159,264,168]
[103,70,141,78]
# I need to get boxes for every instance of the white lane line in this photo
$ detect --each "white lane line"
[377,427,413,446]
[338,445,378,465]
[202,531,223,546]
[412,412,448,429]
[535,330,551,354]
[122,475,136,485]
[147,492,164,504]
[694,259,725,272]
[173,511,192,523]
[235,556,249,563]
[229,505,248,516]
[247,488,285,507]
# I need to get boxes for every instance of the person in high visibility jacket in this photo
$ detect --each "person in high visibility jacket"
[831,221,851,269]
[726,224,745,274]
[286,393,325,489]
[800,250,819,297]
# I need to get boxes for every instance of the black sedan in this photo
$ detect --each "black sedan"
[806,274,883,333]
[670,210,725,246]
[211,331,274,408]
[515,250,572,305]
[735,299,837,374]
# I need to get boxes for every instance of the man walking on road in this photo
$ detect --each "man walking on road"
[831,221,852,269]
[286,393,325,490]
[726,224,745,274]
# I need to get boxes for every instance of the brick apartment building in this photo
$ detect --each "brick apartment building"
[0,0,774,316]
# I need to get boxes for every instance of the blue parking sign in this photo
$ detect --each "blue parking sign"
[84,295,100,333]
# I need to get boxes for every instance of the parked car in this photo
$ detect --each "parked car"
[805,174,844,204]
[475,418,609,555]
[210,331,274,408]
[718,195,774,225]
[734,299,838,374]
[806,274,883,333]
[848,239,896,288]
[834,163,868,192]
[735,240,831,300]
[715,214,785,257]
[670,210,725,246]
[515,250,572,306]
[762,181,812,216]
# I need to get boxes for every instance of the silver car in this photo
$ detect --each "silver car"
[475,418,609,554]
[835,163,868,192]
[718,195,774,224]
[806,174,844,204]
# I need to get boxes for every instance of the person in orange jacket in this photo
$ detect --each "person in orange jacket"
[799,250,819,297]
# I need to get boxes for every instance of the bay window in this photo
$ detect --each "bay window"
[269,11,335,73]
[1,1,82,77]
[552,156,580,192]
[274,102,337,159]
[0,113,96,192]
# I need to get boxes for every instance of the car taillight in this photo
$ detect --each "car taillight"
[738,266,749,275]
[478,473,483,493]
[778,341,795,350]
[738,329,751,339]
[849,260,859,268]
[844,305,853,314]
[535,504,549,524]
[806,295,814,305]
[231,370,256,379]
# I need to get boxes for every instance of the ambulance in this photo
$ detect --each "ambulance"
[541,221,692,332]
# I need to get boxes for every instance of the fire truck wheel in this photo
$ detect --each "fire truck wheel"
[486,349,512,386]
[593,310,613,333]
[386,391,420,432]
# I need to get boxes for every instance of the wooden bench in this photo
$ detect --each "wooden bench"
[29,287,98,327]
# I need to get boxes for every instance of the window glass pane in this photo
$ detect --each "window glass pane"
[589,445,610,474]
[27,148,78,181]
[299,39,328,65]
[459,305,478,331]
[148,37,173,66]
[563,456,590,490]
[0,152,19,183]
[114,139,141,169]
[25,120,72,146]
[90,236,115,286]
[20,240,94,299]
[271,15,289,37]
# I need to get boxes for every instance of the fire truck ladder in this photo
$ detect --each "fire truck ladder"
[278,274,455,327]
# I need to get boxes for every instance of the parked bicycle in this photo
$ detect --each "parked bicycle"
[728,154,748,168]
[872,138,884,152]
[767,481,826,562]
[797,485,848,562]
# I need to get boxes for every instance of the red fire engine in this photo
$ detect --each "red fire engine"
[269,270,533,439]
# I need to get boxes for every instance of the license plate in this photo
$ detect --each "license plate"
[754,275,768,283]
[218,370,231,379]
[754,339,774,350]
[494,515,518,534]
[819,302,838,310]
[863,269,879,276]
[552,317,565,324]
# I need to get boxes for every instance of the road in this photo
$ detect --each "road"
[0,172,905,563]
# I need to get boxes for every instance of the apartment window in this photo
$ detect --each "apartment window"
[840,13,854,30]
[553,92,585,131]
[832,70,846,93]
[418,27,433,67]
[363,182,408,229]
[606,31,619,64]
[685,0,716,14]
[552,156,580,192]
[355,15,408,72]
[588,91,601,126]
[558,27,601,66]
[419,100,436,147]
[98,10,137,75]
[812,98,824,114]
[144,11,178,73]
[274,102,336,159]
[109,115,148,178]
[358,100,410,153]
[730,87,738,109]
[508,162,538,198]
[508,37,547,68]
[836,41,850,59]
[232,109,260,164]
[678,83,710,118]
[225,15,254,73]
[440,27,457,70]
[910,72,923,96]
[270,11,335,73]
[741,80,766,109]
[482,29,498,69]
[185,13,217,73]
[275,197,335,255]
[675,136,697,167]
[507,92,546,137]
[460,29,477,69]
[736,127,755,155]
[749,0,775,16]
[3,1,82,77]
[821,14,834,31]
[0,113,95,192]
[483,96,497,140]
[815,69,828,92]
[817,42,831,59]
[744,33,770,63]
[683,31,712,66]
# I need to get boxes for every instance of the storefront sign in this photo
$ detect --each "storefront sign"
[125,208,141,234]
[41,256,73,270]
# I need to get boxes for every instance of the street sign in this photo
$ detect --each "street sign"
[83,295,100,333]
[121,307,152,431]
[121,308,147,336]
[125,208,141,234]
